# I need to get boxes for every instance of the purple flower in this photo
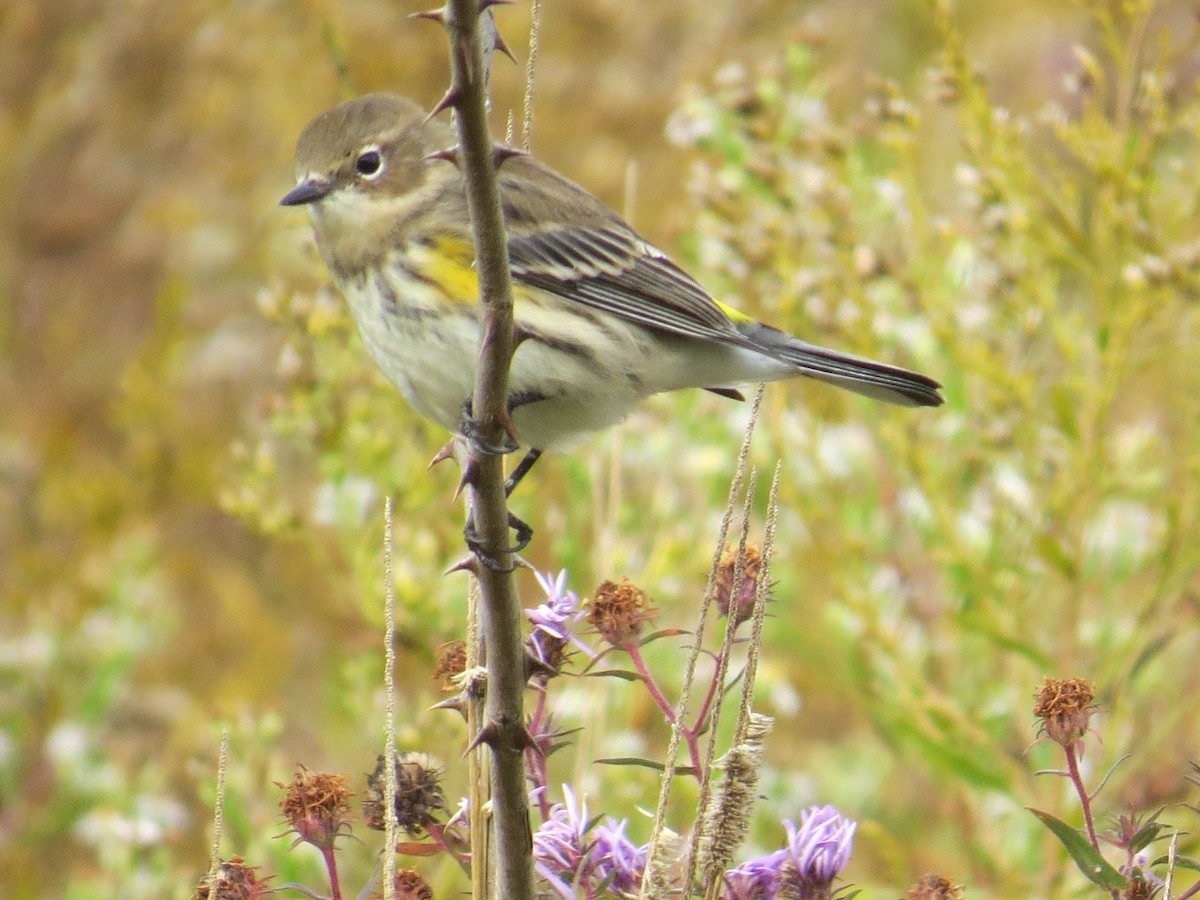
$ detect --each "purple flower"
[533,785,594,898]
[592,816,647,895]
[724,806,856,900]
[777,806,856,899]
[723,850,784,898]
[526,571,594,673]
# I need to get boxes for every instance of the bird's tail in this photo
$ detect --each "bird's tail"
[739,321,944,407]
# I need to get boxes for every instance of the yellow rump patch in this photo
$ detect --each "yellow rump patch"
[715,299,754,324]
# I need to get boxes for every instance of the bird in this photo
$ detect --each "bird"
[281,93,942,497]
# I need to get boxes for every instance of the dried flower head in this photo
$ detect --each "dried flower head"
[363,752,447,836]
[433,640,467,690]
[275,767,353,851]
[1033,677,1097,750]
[380,868,434,900]
[715,543,769,627]
[1122,871,1162,900]
[194,856,274,900]
[589,579,656,649]
[905,873,964,900]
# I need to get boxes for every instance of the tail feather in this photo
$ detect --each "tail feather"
[740,322,944,408]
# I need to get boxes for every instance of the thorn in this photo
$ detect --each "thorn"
[463,721,501,756]
[424,145,461,165]
[409,6,446,23]
[493,30,517,64]
[428,88,462,120]
[428,440,456,469]
[515,723,540,754]
[444,556,479,576]
[455,458,480,499]
[492,143,527,165]
[429,694,469,719]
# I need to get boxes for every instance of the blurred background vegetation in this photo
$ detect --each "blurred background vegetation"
[3,0,1200,896]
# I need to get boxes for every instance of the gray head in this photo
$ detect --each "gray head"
[281,94,459,277]
[281,94,453,208]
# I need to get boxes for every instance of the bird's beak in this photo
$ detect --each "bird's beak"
[280,177,333,207]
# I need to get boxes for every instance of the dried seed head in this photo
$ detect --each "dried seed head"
[193,856,274,900]
[275,767,353,851]
[382,868,434,900]
[714,543,768,627]
[1033,677,1097,749]
[588,579,656,649]
[905,872,964,900]
[698,715,774,881]
[433,640,467,690]
[363,752,447,836]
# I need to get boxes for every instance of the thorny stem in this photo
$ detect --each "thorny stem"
[443,0,533,896]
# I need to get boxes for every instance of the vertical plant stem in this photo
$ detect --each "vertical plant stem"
[1065,744,1099,851]
[204,727,229,893]
[443,2,534,897]
[639,386,765,898]
[382,497,398,900]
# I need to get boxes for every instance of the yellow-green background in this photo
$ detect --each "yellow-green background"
[4,0,1200,897]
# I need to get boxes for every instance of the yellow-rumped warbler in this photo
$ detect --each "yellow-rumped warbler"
[282,94,942,486]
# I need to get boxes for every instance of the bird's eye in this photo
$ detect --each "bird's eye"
[355,148,383,178]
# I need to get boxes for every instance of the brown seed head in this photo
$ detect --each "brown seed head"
[193,856,274,900]
[363,752,447,835]
[1033,677,1097,748]
[905,873,964,900]
[276,767,353,851]
[588,579,656,649]
[433,640,467,690]
[714,543,766,627]
[377,868,434,900]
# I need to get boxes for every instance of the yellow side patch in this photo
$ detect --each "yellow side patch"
[422,235,479,304]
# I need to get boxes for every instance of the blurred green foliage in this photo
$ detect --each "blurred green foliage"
[4,0,1200,896]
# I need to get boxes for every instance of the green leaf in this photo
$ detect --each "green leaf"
[639,627,689,647]
[1028,808,1128,890]
[584,668,642,682]
[1149,854,1200,872]
[595,757,699,777]
[1129,816,1168,855]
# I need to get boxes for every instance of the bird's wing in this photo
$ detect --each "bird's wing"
[507,225,745,342]
[498,156,745,344]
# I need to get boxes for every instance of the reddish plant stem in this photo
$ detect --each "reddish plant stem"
[1064,742,1099,851]
[628,645,702,774]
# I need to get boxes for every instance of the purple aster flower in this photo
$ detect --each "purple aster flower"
[592,816,647,896]
[776,805,857,899]
[526,570,595,673]
[533,785,595,898]
[723,850,785,898]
